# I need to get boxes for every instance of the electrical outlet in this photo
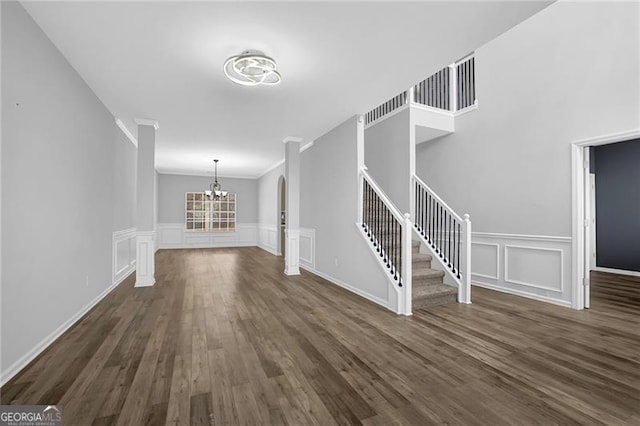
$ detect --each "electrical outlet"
[85,275,89,287]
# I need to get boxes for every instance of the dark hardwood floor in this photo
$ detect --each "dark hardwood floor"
[2,247,639,425]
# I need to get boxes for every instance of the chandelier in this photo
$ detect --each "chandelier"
[223,50,281,86]
[205,159,228,199]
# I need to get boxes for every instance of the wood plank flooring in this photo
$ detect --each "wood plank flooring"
[2,247,639,425]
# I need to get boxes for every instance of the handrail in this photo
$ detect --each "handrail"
[364,53,475,125]
[412,174,462,222]
[359,167,413,315]
[412,173,471,304]
[361,168,404,223]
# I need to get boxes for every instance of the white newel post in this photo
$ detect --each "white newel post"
[460,214,472,303]
[135,119,159,287]
[449,63,457,113]
[401,213,413,315]
[284,137,302,276]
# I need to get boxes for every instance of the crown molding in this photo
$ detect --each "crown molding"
[258,159,286,178]
[258,140,314,179]
[156,168,258,180]
[115,118,137,147]
[283,136,303,144]
[134,118,159,130]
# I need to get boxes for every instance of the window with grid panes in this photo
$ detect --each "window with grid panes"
[185,192,236,231]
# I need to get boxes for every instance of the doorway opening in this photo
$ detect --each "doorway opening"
[277,175,286,257]
[572,129,640,310]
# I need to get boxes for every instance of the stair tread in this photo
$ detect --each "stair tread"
[412,267,444,279]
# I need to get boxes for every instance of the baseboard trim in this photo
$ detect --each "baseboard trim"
[0,270,134,386]
[158,242,258,250]
[257,243,280,256]
[593,267,640,277]
[472,280,572,308]
[300,265,389,311]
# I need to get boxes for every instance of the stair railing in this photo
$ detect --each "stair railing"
[412,174,471,304]
[358,167,412,315]
[365,53,476,127]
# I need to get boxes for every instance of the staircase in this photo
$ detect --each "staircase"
[411,240,457,309]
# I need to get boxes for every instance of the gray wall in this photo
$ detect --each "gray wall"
[593,139,640,272]
[113,129,137,231]
[300,117,392,303]
[416,1,640,236]
[1,2,121,378]
[364,109,411,213]
[257,163,285,226]
[157,173,258,223]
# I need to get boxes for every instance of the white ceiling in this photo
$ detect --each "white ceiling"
[23,1,552,178]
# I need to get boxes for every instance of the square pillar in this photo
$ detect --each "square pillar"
[284,137,302,275]
[135,119,158,287]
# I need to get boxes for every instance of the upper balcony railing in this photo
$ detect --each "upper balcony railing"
[365,54,476,126]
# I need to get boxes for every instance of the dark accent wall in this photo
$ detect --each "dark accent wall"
[593,139,640,272]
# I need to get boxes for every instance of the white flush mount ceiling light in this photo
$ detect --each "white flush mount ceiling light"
[223,50,281,86]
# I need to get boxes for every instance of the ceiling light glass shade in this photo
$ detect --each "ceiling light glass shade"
[224,50,281,86]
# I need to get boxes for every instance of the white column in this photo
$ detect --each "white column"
[135,119,158,287]
[284,137,302,276]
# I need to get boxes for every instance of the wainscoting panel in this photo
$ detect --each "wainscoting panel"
[471,242,499,280]
[157,223,258,249]
[299,228,316,270]
[505,245,563,292]
[113,228,136,286]
[257,224,279,255]
[471,232,572,307]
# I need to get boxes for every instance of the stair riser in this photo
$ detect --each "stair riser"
[412,277,446,287]
[413,294,457,309]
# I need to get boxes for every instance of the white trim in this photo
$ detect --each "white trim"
[470,242,499,280]
[135,232,156,287]
[409,102,454,118]
[504,245,564,292]
[473,232,571,243]
[112,228,137,285]
[573,129,640,147]
[571,128,640,310]
[453,101,478,117]
[257,223,279,255]
[282,136,303,144]
[259,159,286,179]
[299,228,315,270]
[593,267,640,278]
[158,222,258,249]
[364,103,410,129]
[284,228,300,276]
[472,280,572,308]
[0,270,132,386]
[256,141,314,179]
[115,118,137,147]
[156,169,259,180]
[300,265,389,311]
[134,118,159,130]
